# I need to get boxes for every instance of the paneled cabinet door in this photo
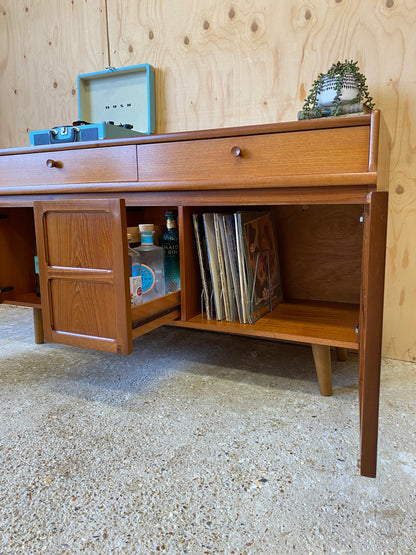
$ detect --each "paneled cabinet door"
[33,198,133,354]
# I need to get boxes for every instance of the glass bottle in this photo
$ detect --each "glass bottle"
[161,210,180,293]
[127,233,142,306]
[34,241,40,296]
[138,224,165,301]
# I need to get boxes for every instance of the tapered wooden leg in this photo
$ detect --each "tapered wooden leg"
[33,308,44,344]
[336,347,348,361]
[311,344,332,396]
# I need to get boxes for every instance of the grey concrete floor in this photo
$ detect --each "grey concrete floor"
[0,304,415,554]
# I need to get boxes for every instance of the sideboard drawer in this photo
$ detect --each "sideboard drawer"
[138,126,370,185]
[0,145,137,189]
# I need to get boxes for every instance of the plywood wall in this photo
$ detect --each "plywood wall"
[0,0,415,363]
[0,0,108,148]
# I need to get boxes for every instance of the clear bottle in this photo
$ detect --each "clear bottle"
[138,224,165,301]
[127,233,142,306]
[34,241,40,297]
[161,210,180,293]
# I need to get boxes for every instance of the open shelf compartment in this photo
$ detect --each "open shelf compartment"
[178,202,364,350]
[173,299,359,349]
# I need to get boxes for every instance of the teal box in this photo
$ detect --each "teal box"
[29,64,155,146]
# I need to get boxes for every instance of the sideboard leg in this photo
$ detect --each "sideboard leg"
[33,308,44,344]
[336,347,349,361]
[311,344,333,396]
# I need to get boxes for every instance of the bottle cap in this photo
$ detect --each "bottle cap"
[165,210,177,218]
[139,224,154,232]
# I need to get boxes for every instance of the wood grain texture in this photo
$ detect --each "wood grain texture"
[172,300,359,349]
[0,0,414,361]
[138,127,370,182]
[105,0,416,362]
[105,0,402,136]
[33,198,132,354]
[0,146,137,188]
[0,207,37,299]
[33,307,44,344]
[0,0,108,149]
[276,205,363,304]
[358,191,388,477]
[311,344,333,396]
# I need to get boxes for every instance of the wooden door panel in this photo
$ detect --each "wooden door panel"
[49,280,117,338]
[358,191,388,477]
[34,198,132,354]
[43,211,114,268]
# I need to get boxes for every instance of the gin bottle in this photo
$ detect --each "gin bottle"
[138,224,165,301]
[161,210,180,293]
[127,233,142,306]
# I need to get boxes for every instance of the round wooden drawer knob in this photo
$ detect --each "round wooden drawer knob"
[230,145,242,157]
[46,159,63,168]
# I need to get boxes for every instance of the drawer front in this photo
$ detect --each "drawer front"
[0,145,137,189]
[138,126,370,184]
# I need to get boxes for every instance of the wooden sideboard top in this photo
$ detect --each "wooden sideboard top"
[0,110,388,203]
[0,112,376,156]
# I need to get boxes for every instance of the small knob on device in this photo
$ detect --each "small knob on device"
[46,159,63,168]
[230,145,242,157]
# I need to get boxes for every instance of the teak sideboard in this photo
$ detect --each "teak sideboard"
[0,111,389,477]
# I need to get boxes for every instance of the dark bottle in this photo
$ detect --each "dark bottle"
[161,210,180,293]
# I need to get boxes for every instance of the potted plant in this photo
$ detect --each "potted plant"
[299,59,374,119]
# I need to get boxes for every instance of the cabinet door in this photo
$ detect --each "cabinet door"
[33,199,132,354]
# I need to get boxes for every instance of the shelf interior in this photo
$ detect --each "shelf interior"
[172,299,359,349]
[2,292,42,309]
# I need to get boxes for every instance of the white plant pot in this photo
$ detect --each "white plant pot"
[318,73,359,108]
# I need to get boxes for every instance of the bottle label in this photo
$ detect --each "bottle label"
[141,264,156,293]
[131,262,141,277]
[164,244,179,256]
[34,255,39,274]
[140,232,154,245]
[129,274,142,306]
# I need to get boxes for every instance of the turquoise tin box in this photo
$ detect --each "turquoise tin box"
[29,64,155,146]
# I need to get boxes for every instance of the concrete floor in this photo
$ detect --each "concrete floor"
[0,304,415,554]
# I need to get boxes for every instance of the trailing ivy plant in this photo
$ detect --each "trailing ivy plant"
[299,59,375,119]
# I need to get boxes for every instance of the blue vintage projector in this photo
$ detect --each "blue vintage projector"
[29,64,155,146]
